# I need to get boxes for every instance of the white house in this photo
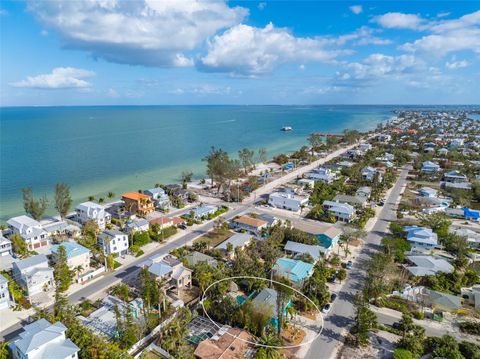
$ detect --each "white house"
[308,167,336,184]
[421,161,440,173]
[144,188,170,208]
[450,138,464,148]
[125,218,150,234]
[418,187,438,198]
[323,200,356,223]
[216,233,252,258]
[7,215,49,250]
[231,215,268,235]
[75,201,111,230]
[406,255,454,277]
[268,191,308,212]
[97,230,129,256]
[50,242,91,277]
[356,186,372,199]
[443,170,468,184]
[361,166,383,182]
[141,254,192,294]
[190,205,218,220]
[404,226,438,251]
[12,255,54,298]
[0,233,13,257]
[0,274,11,310]
[450,228,480,249]
[358,143,372,152]
[8,318,79,359]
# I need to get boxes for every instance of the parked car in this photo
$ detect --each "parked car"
[322,303,331,314]
[330,293,337,302]
[178,224,187,230]
[392,322,402,330]
[328,274,337,283]
[346,260,353,270]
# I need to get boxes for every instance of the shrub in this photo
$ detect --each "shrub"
[413,311,424,320]
[393,348,413,359]
[459,321,480,336]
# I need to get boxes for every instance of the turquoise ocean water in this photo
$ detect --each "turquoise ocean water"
[0,105,394,221]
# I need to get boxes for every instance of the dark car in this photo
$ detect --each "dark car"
[392,322,402,330]
[328,274,337,283]
[330,293,337,302]
[178,224,187,230]
[346,260,353,269]
[322,303,331,314]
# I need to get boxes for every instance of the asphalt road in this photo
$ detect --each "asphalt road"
[305,165,410,359]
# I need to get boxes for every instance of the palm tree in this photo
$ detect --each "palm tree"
[340,226,366,258]
[74,265,84,279]
[88,195,95,202]
[157,278,168,318]
[107,191,115,199]
[256,332,282,359]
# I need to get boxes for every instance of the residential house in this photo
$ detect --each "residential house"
[78,295,143,339]
[193,327,255,359]
[75,201,111,230]
[257,213,279,228]
[149,216,184,229]
[405,255,454,277]
[461,285,480,309]
[421,161,440,173]
[426,290,461,312]
[252,288,292,327]
[0,274,11,310]
[450,138,464,148]
[144,188,170,208]
[190,205,218,220]
[0,233,13,257]
[292,221,342,249]
[97,230,129,256]
[125,218,149,234]
[404,226,438,251]
[273,257,314,285]
[7,215,49,250]
[358,143,372,152]
[216,233,252,259]
[418,187,438,198]
[12,255,54,298]
[41,219,79,238]
[50,242,91,277]
[361,166,383,182]
[8,319,79,359]
[323,200,356,223]
[142,254,192,294]
[284,241,326,261]
[438,148,448,156]
[268,191,308,212]
[450,228,480,248]
[356,186,372,199]
[297,178,316,189]
[333,194,368,208]
[308,167,336,184]
[121,192,155,215]
[231,215,268,235]
[337,160,355,168]
[443,170,468,183]
[185,251,218,268]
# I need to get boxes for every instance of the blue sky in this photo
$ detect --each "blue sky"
[1,1,479,106]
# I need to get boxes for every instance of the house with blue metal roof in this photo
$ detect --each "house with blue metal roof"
[51,242,91,277]
[273,257,314,285]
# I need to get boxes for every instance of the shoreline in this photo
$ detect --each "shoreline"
[0,112,391,221]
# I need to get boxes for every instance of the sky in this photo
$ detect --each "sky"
[1,1,479,106]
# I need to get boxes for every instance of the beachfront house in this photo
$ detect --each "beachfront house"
[404,226,438,251]
[231,215,268,235]
[97,230,129,256]
[121,192,155,215]
[8,318,79,359]
[12,255,54,298]
[216,233,252,259]
[50,242,91,277]
[190,205,218,220]
[323,200,356,223]
[421,161,440,173]
[75,201,111,230]
[141,254,192,294]
[144,188,170,208]
[125,218,149,234]
[7,215,49,251]
[0,274,11,310]
[268,191,308,212]
[273,257,314,285]
[406,255,454,277]
[284,241,326,261]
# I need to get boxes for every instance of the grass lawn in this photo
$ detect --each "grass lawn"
[142,350,163,359]
[194,229,233,248]
[113,260,122,269]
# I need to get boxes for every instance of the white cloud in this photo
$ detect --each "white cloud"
[374,12,424,30]
[335,26,392,46]
[200,23,345,75]
[402,11,480,56]
[349,5,363,15]
[258,2,267,11]
[445,60,470,69]
[169,84,233,95]
[11,67,95,89]
[27,0,247,67]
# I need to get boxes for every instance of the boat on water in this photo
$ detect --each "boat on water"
[281,126,293,131]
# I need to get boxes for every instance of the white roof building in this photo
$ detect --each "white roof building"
[9,318,79,359]
[75,201,111,230]
[12,254,54,298]
[268,191,308,212]
[7,215,49,250]
[406,255,454,276]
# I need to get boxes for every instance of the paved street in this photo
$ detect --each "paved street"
[305,165,410,359]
